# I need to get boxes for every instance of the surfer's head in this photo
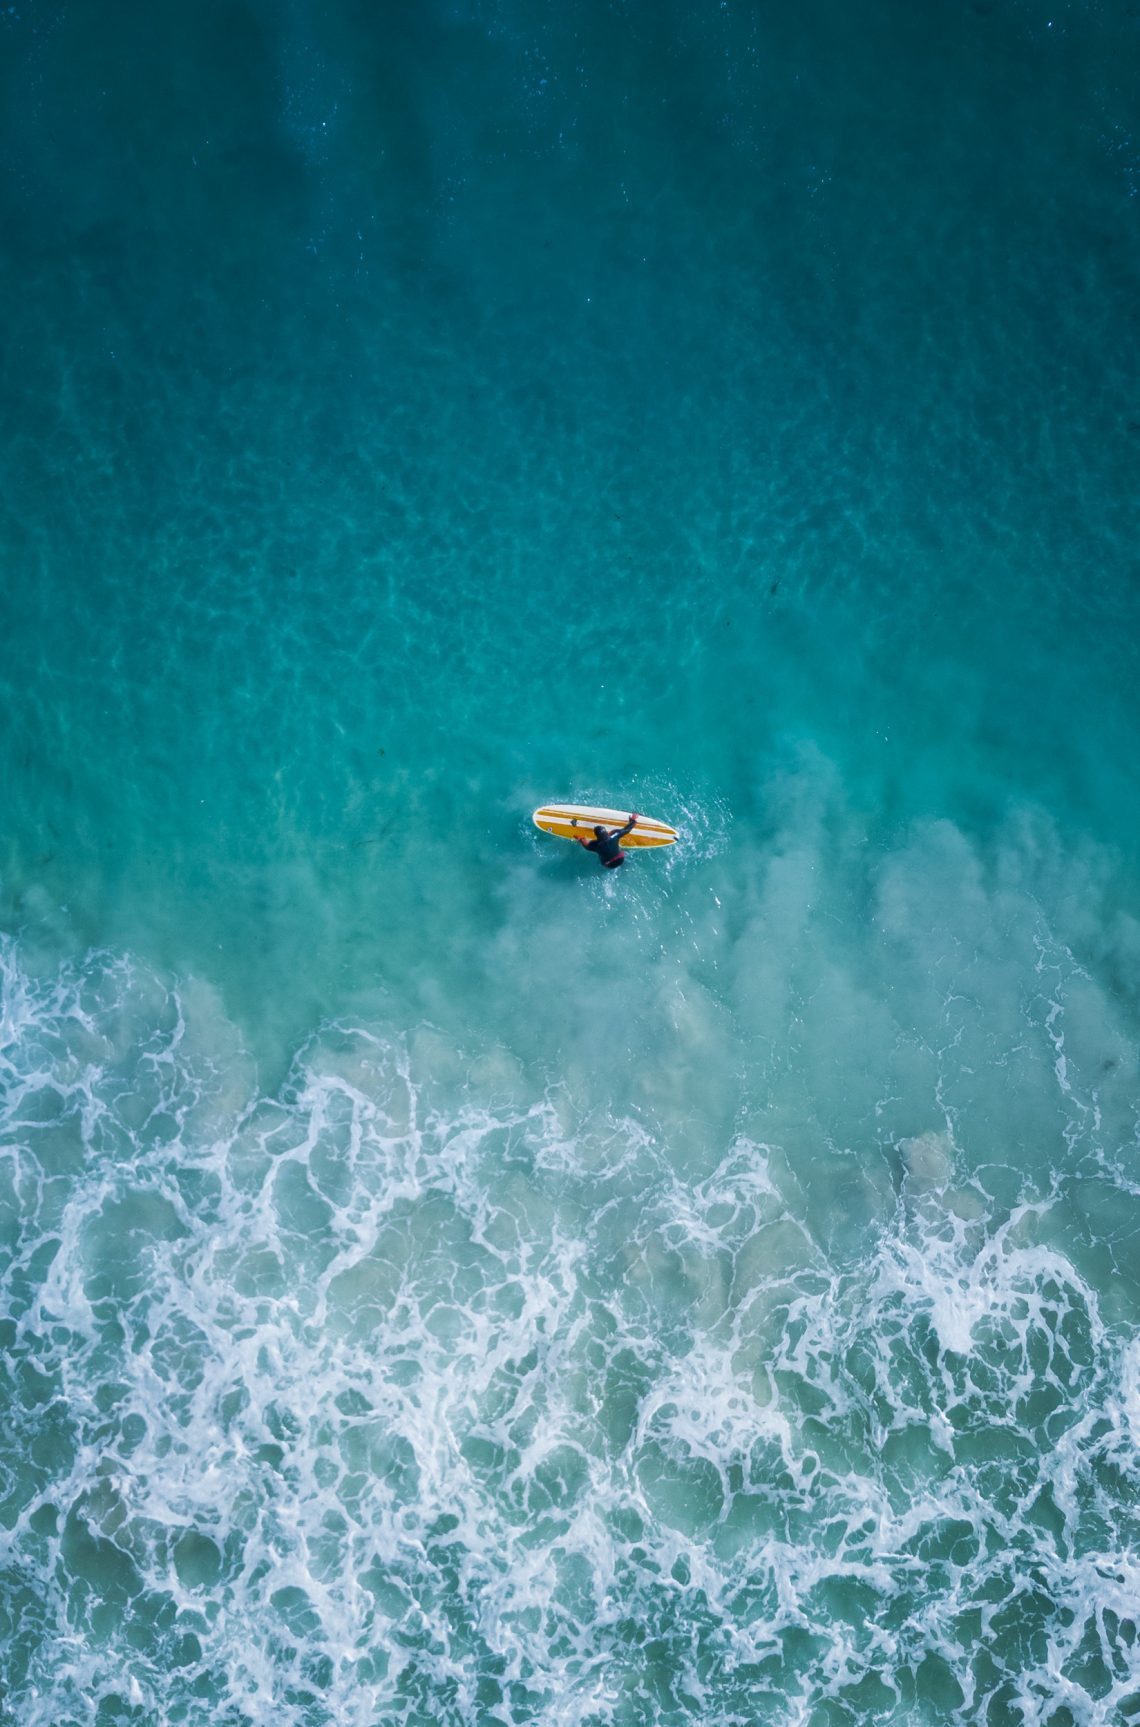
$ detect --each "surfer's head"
[593,826,607,839]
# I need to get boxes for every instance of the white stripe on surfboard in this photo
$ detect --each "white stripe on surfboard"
[534,806,677,836]
[535,810,674,832]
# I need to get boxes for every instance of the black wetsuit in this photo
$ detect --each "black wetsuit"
[584,817,637,868]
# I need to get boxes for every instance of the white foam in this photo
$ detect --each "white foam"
[3,777,1140,1725]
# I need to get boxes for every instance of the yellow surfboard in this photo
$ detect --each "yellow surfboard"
[533,803,678,848]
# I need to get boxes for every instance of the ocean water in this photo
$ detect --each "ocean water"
[2,1,1140,1722]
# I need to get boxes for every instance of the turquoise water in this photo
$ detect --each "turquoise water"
[2,1,1140,1721]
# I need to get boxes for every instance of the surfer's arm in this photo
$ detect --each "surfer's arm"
[613,813,638,839]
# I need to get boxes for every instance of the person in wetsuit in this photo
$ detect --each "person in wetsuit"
[577,812,639,869]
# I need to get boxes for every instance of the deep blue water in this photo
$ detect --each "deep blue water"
[2,2,1140,1722]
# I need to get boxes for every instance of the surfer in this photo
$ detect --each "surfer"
[578,812,639,869]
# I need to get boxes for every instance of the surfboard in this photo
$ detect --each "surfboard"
[532,804,679,848]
